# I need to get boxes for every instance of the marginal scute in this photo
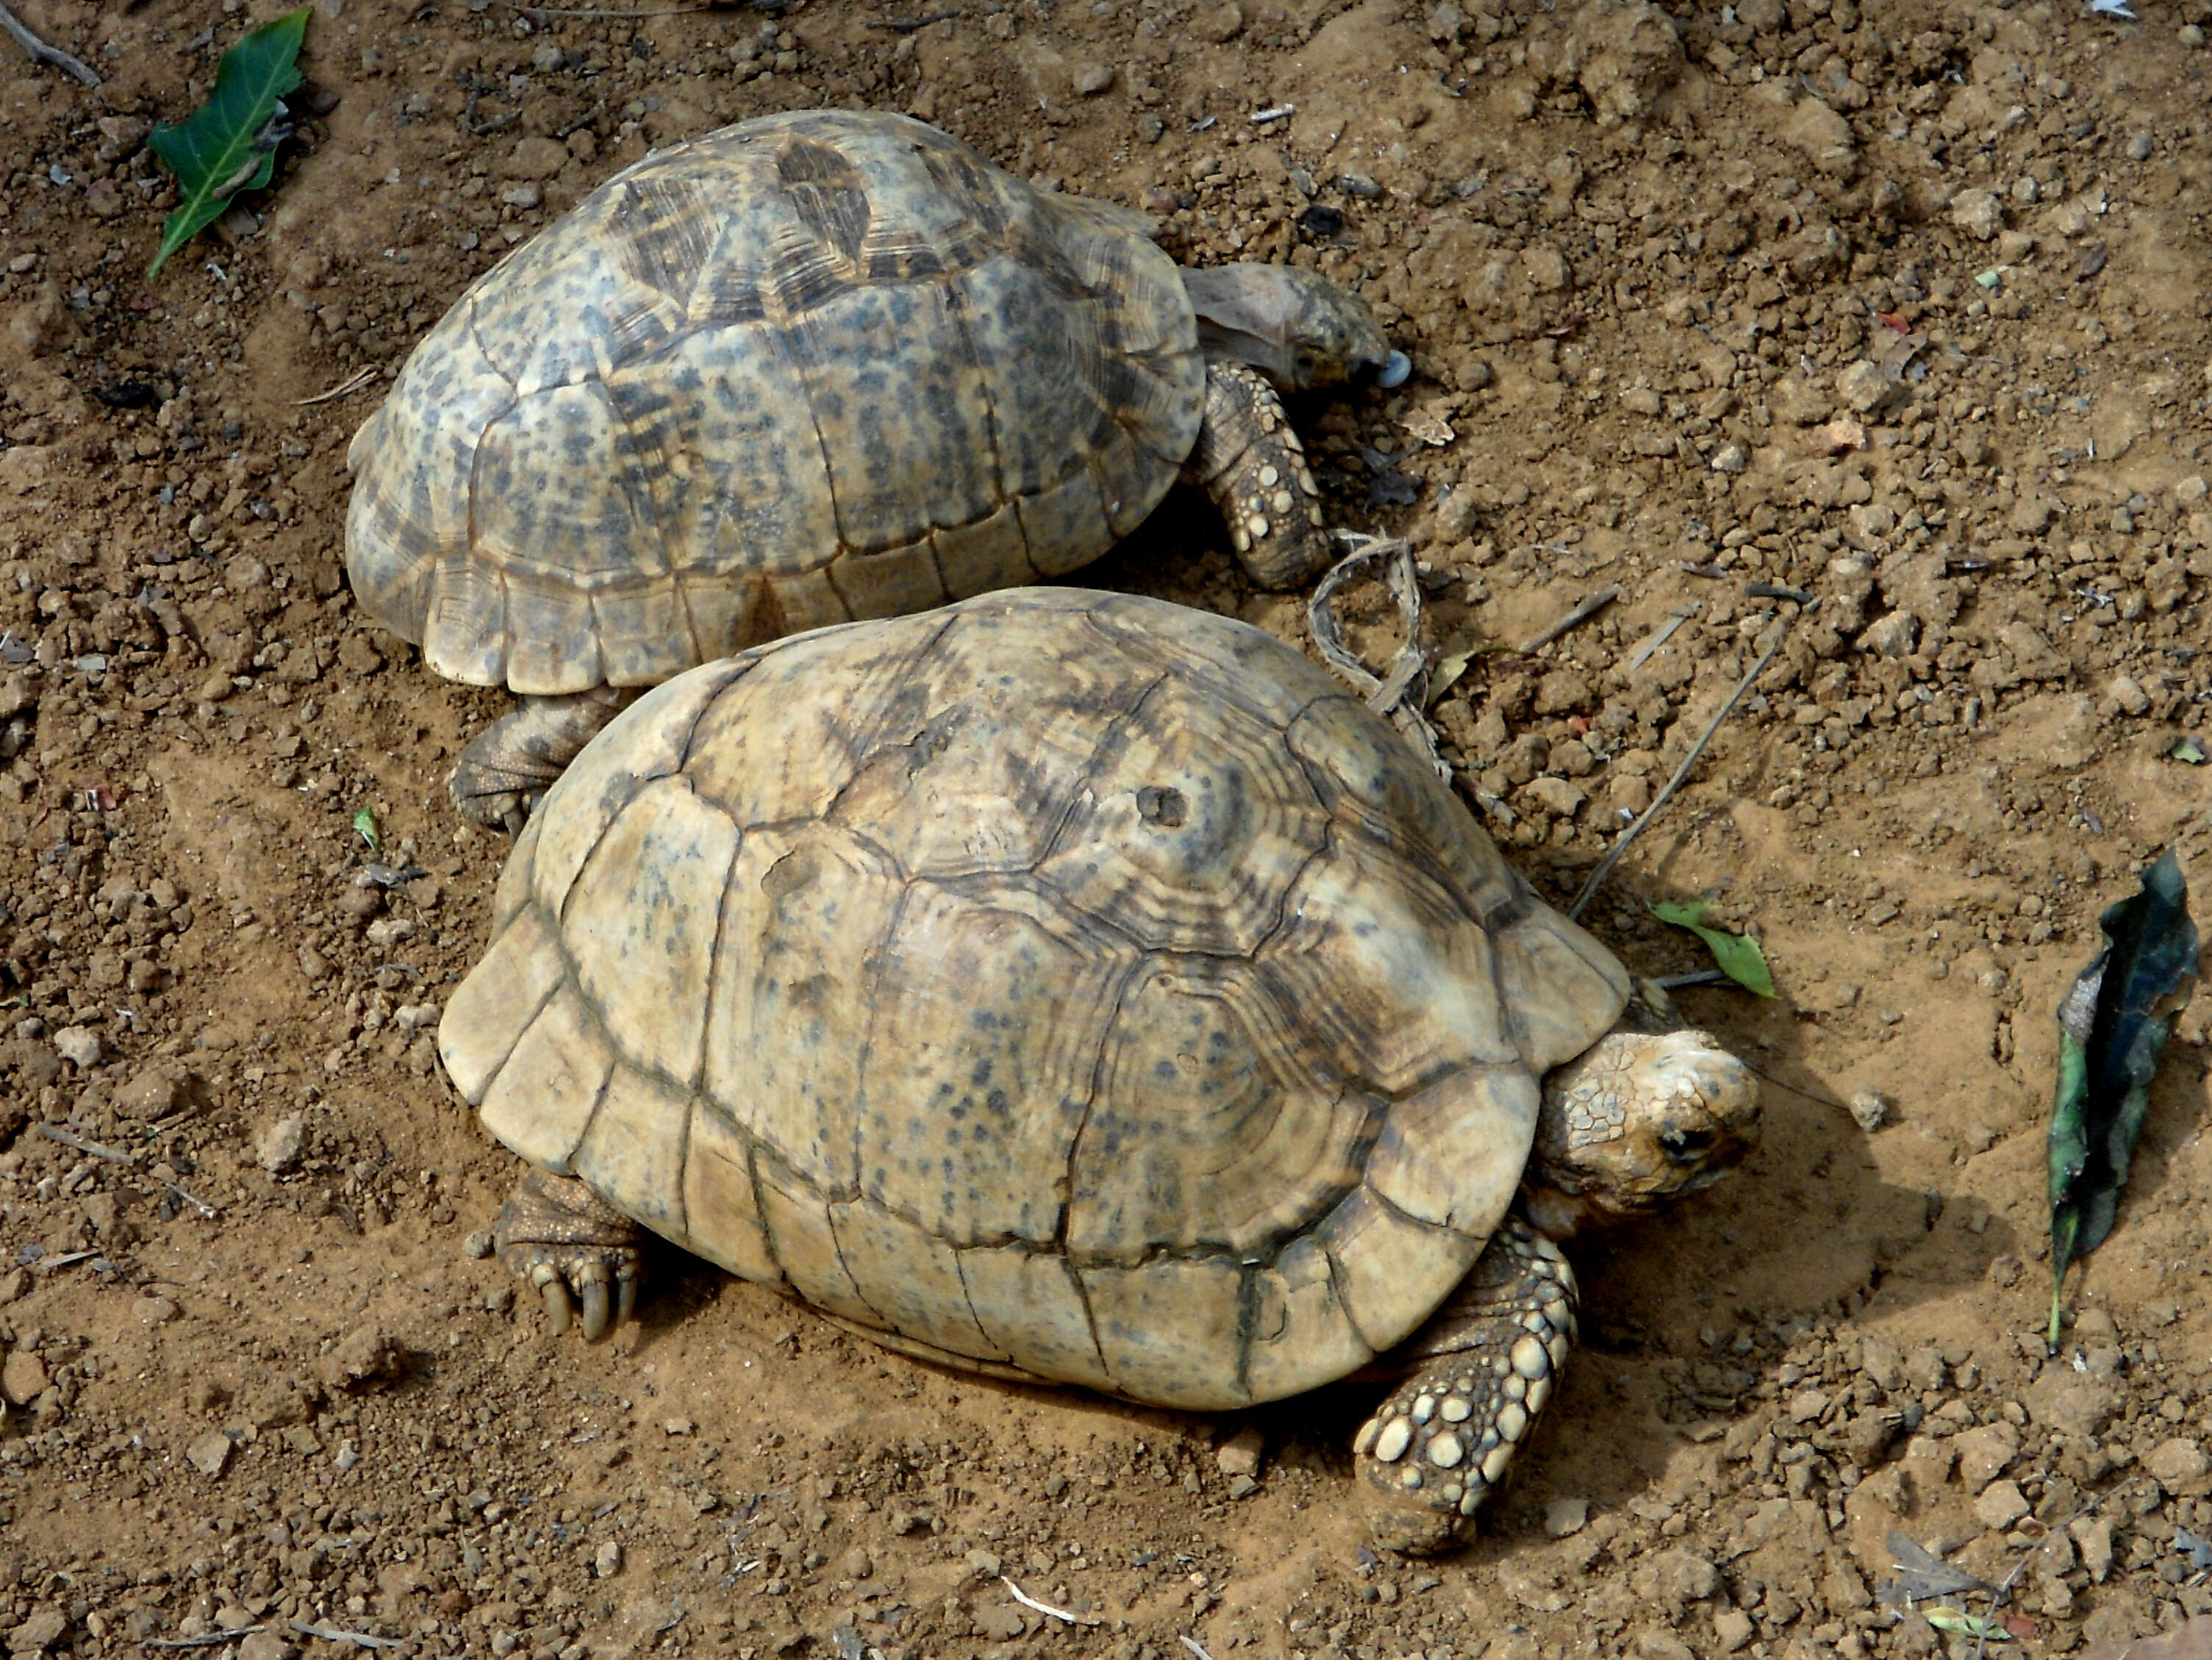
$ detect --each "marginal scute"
[1082,1255,1249,1410]
[681,1101,784,1285]
[570,1063,692,1239]
[1243,1234,1375,1401]
[476,981,615,1172]
[829,1197,1011,1364]
[440,906,567,1102]
[1321,1187,1483,1356]
[753,1150,878,1326]
[959,1246,1114,1390]
[1494,909,1634,1074]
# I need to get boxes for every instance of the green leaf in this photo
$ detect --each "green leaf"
[146,9,309,279]
[353,807,381,854]
[2049,849,2200,1348]
[1648,900,1778,998]
[1925,1608,2010,1642]
[2172,736,2206,765]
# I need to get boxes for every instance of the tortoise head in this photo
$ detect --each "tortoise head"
[1179,264,1411,394]
[1521,1028,1761,1239]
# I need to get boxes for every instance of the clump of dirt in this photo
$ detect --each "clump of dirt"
[2,0,2211,1655]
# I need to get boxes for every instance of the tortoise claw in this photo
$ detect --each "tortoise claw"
[579,1278,612,1342]
[540,1277,575,1337]
[501,804,529,837]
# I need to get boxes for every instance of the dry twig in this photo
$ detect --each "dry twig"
[865,7,963,25]
[1567,621,1788,923]
[144,1638,251,1650]
[1517,584,1619,654]
[37,1122,132,1163]
[1180,1639,1218,1660]
[0,0,101,85]
[1307,533,1448,780]
[293,365,381,406]
[291,1622,404,1650]
[998,1577,1099,1627]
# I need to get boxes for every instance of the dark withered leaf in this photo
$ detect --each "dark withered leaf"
[2048,848,2199,1348]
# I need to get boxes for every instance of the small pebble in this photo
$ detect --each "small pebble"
[1849,1090,1889,1131]
[257,1115,309,1175]
[462,1230,495,1260]
[1215,1424,1264,1478]
[595,1540,624,1578]
[1545,1497,1589,1537]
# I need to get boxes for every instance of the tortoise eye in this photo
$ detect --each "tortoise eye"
[1658,1125,1715,1162]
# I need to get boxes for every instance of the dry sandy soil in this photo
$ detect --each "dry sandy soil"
[3,0,2212,1656]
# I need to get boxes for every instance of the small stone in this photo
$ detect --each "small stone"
[1835,359,1891,415]
[1858,609,1919,659]
[133,1296,179,1326]
[1786,1388,1830,1424]
[296,943,332,983]
[2182,21,2206,46]
[500,183,542,209]
[1227,1472,1259,1499]
[504,135,568,179]
[1709,443,1749,474]
[2146,1437,2211,1489]
[1544,1498,1589,1537]
[1972,1479,2030,1531]
[1953,1422,2019,1488]
[2126,129,2156,162]
[595,1540,623,1578]
[1949,188,2004,241]
[1533,669,1592,715]
[257,1115,308,1175]
[186,1430,235,1477]
[2,1350,50,1404]
[1711,1609,1755,1654]
[237,1631,296,1660]
[1073,61,1114,94]
[1215,1424,1264,1478]
[2106,673,2150,716]
[1849,1090,1890,1131]
[7,1611,67,1655]
[51,1026,101,1067]
[1642,1548,1719,1603]
[662,1416,695,1436]
[1517,776,1587,820]
[462,1230,495,1261]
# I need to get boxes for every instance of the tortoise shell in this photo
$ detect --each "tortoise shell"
[345,111,1204,698]
[439,590,1631,1410]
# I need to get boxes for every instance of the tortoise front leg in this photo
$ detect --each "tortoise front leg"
[1353,1216,1578,1553]
[1186,361,1331,590]
[450,686,639,833]
[496,1169,645,1342]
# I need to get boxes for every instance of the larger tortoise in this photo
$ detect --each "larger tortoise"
[440,589,1758,1551]
[346,110,1407,831]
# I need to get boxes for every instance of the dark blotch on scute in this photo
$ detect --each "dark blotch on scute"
[1137,785,1188,828]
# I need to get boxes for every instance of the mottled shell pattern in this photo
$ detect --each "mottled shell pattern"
[346,112,1204,698]
[440,590,1631,1410]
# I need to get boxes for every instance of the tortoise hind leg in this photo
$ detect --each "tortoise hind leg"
[496,1169,645,1342]
[451,686,639,833]
[1353,1217,1578,1553]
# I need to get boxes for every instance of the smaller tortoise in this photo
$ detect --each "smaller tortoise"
[440,589,1758,1551]
[345,110,1407,832]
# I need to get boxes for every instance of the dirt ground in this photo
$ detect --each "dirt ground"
[3,0,2212,1654]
